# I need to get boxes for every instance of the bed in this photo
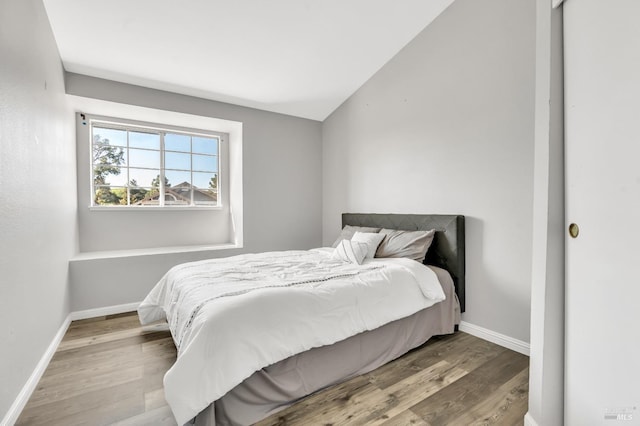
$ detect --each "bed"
[138,213,465,426]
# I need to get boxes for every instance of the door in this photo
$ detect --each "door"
[564,1,640,424]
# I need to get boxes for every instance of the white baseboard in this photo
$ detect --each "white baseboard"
[2,302,141,426]
[1,314,72,426]
[524,412,539,426]
[459,321,530,356]
[69,301,141,321]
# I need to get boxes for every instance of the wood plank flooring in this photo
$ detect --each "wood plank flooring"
[17,312,529,425]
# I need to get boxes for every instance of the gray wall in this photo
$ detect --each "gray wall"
[322,0,536,343]
[66,73,323,311]
[0,0,77,417]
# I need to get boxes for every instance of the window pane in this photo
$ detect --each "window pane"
[93,141,126,176]
[94,186,126,205]
[136,188,160,206]
[129,131,160,150]
[165,133,190,152]
[165,152,191,171]
[193,171,217,190]
[94,166,127,186]
[193,137,218,155]
[166,170,191,187]
[208,172,218,190]
[129,148,160,169]
[93,127,126,147]
[194,188,217,206]
[128,187,153,205]
[165,188,190,206]
[167,184,191,206]
[192,154,217,172]
[129,168,160,188]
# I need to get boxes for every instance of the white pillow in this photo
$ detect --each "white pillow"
[351,231,385,259]
[331,225,381,248]
[332,240,368,265]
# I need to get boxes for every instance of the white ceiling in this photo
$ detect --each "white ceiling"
[43,0,454,121]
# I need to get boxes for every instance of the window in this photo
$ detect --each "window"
[90,119,222,208]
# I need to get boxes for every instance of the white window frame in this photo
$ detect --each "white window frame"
[89,117,225,210]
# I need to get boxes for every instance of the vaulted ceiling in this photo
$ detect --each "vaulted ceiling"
[43,0,454,120]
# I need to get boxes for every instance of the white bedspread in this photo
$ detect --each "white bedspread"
[138,248,446,424]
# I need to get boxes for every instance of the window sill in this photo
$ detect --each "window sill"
[88,205,223,211]
[70,243,241,261]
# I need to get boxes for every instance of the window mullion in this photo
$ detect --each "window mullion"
[190,136,194,206]
[159,132,165,207]
[217,137,221,203]
[126,131,130,205]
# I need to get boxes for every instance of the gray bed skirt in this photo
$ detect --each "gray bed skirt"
[191,266,460,426]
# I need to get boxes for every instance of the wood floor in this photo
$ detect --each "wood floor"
[17,312,529,426]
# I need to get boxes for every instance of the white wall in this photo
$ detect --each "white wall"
[0,0,77,418]
[65,73,323,311]
[322,0,535,342]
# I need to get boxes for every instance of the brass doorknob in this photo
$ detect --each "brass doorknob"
[568,223,579,238]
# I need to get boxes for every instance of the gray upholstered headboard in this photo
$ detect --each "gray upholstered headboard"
[342,213,466,312]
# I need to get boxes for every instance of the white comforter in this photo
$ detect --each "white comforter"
[138,248,446,424]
